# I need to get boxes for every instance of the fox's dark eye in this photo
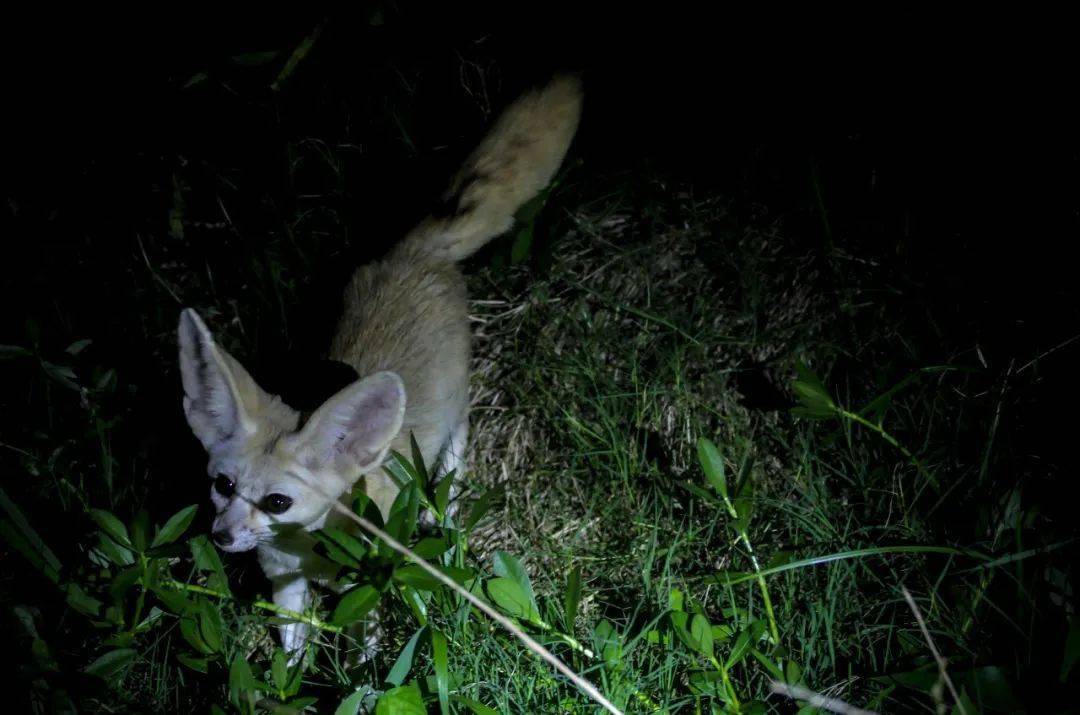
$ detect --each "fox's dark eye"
[262,493,292,515]
[214,474,235,497]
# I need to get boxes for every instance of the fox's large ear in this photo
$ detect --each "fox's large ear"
[290,371,405,481]
[178,309,272,452]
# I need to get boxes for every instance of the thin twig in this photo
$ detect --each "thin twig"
[166,580,343,634]
[1017,332,1080,374]
[901,585,966,714]
[136,234,182,305]
[769,681,878,715]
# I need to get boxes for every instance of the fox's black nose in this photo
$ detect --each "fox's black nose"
[212,530,233,547]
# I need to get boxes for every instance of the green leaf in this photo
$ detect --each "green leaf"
[152,585,195,615]
[961,666,1020,711]
[432,630,450,715]
[487,577,541,624]
[0,489,63,583]
[564,565,582,628]
[451,696,500,715]
[951,689,977,715]
[726,620,767,669]
[198,600,224,653]
[785,659,804,685]
[375,683,425,715]
[392,564,474,591]
[671,611,710,656]
[409,434,429,492]
[180,614,214,655]
[84,648,136,680]
[383,455,416,491]
[351,489,378,523]
[881,663,938,691]
[96,533,135,566]
[697,438,729,501]
[42,361,80,391]
[690,613,714,660]
[464,484,504,533]
[731,479,755,534]
[669,613,704,656]
[65,582,102,617]
[400,584,428,624]
[335,688,376,715]
[681,480,719,505]
[493,552,537,614]
[687,669,724,698]
[313,527,367,569]
[0,344,33,359]
[751,649,785,681]
[130,509,151,552]
[271,649,288,691]
[108,565,141,601]
[594,619,623,669]
[411,533,453,559]
[511,221,535,265]
[229,652,268,706]
[152,505,198,548]
[1063,618,1080,682]
[331,585,380,626]
[189,535,230,595]
[189,534,222,570]
[65,338,93,355]
[385,627,426,687]
[434,470,456,518]
[272,22,324,91]
[177,652,209,673]
[383,484,420,546]
[91,509,131,547]
[0,516,62,583]
[790,362,837,419]
[95,368,118,392]
[283,653,304,698]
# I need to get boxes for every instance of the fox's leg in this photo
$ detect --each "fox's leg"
[272,576,312,665]
[421,419,467,529]
[439,419,468,481]
[345,607,383,666]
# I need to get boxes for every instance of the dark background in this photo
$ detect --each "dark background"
[8,8,1077,328]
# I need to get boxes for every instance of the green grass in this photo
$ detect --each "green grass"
[10,180,1072,712]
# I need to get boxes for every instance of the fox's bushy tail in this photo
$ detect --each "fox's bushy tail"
[401,75,583,262]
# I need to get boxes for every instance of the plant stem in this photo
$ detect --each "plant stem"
[717,488,783,659]
[738,534,781,650]
[839,408,939,489]
[165,580,343,634]
[709,655,742,710]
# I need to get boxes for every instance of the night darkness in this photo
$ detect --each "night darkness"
[3,7,1078,713]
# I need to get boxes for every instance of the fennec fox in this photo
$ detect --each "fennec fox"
[177,76,582,662]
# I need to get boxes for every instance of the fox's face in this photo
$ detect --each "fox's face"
[177,309,405,553]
